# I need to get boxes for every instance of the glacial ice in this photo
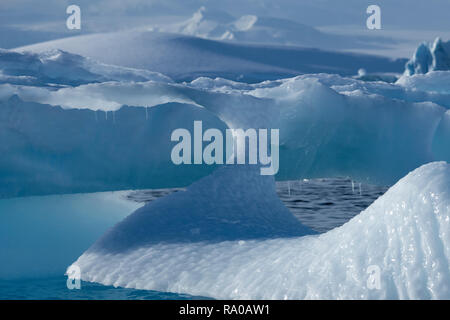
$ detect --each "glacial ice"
[71,162,450,299]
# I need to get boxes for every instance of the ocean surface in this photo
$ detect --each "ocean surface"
[1,178,388,300]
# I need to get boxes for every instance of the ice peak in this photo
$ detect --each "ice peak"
[405,37,450,76]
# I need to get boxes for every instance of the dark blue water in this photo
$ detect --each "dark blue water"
[276,178,387,233]
[0,277,211,300]
[0,178,387,300]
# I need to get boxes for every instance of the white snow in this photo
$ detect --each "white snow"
[70,162,450,299]
[0,96,227,198]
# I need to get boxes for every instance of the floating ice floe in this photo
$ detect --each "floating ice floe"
[70,162,450,299]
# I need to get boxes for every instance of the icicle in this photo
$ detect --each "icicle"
[287,181,291,197]
[359,183,362,196]
[351,180,355,194]
[145,106,149,120]
[105,111,108,121]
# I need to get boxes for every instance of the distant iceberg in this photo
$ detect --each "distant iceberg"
[70,162,450,299]
[0,49,172,87]
[405,38,450,76]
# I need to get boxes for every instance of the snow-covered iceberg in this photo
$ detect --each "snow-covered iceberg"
[70,162,450,299]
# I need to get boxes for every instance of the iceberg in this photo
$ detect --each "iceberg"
[1,3,449,301]
[70,162,450,299]
[0,49,172,87]
[154,6,326,47]
[397,71,450,95]
[1,62,450,197]
[244,76,447,183]
[143,6,400,54]
[404,38,450,76]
